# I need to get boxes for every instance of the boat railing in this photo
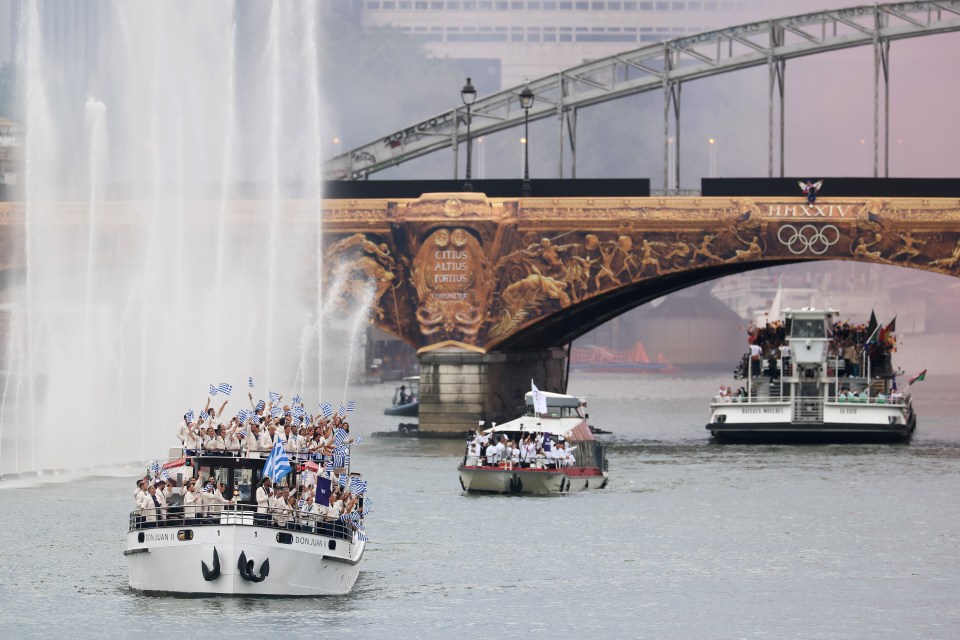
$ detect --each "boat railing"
[128,503,360,541]
[462,441,605,470]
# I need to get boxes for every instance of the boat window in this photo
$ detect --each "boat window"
[791,319,826,339]
[234,468,254,502]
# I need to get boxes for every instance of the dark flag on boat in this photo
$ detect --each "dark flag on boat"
[907,369,927,386]
[542,433,552,452]
[879,316,897,343]
[866,310,878,342]
[316,475,332,504]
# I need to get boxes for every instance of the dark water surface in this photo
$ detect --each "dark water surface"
[1,373,958,639]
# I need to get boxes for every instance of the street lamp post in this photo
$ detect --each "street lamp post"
[519,83,535,197]
[461,77,477,192]
[708,137,717,178]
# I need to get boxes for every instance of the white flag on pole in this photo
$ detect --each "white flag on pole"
[531,379,548,415]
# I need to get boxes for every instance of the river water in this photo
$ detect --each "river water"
[1,370,958,639]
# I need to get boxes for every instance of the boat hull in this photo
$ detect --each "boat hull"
[457,465,608,494]
[125,523,363,596]
[383,401,418,417]
[707,407,917,442]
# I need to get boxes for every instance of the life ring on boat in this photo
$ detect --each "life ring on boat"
[201,546,221,581]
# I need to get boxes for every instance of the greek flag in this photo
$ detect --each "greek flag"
[200,411,209,421]
[262,437,291,483]
[185,410,195,423]
[362,497,373,514]
[256,400,265,412]
[209,384,218,396]
[149,460,161,475]
[293,406,306,419]
[325,459,334,472]
[349,477,368,494]
[218,383,232,396]
[353,434,364,445]
[333,452,349,468]
[338,473,349,488]
[292,394,302,406]
[237,431,247,438]
[248,376,254,388]
[269,390,281,402]
[346,400,355,412]
[203,482,214,493]
[271,406,282,418]
[161,468,170,480]
[291,417,301,427]
[337,403,346,417]
[238,409,251,423]
[334,429,347,446]
[320,403,333,419]
[357,531,369,542]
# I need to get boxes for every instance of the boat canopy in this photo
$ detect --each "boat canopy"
[482,417,594,441]
[523,390,584,409]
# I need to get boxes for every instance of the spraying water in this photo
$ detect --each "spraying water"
[3,2,339,477]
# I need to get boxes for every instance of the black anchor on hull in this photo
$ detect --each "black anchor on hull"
[201,547,221,581]
[237,550,270,583]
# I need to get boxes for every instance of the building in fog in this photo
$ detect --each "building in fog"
[347,0,814,89]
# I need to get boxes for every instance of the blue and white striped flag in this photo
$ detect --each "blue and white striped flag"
[325,459,334,472]
[248,376,254,388]
[293,406,306,419]
[203,482,214,493]
[238,409,251,423]
[218,383,232,396]
[357,531,369,542]
[349,477,368,494]
[334,429,347,447]
[291,417,301,427]
[161,468,170,480]
[320,403,333,419]
[270,406,282,418]
[338,473,349,488]
[149,460,161,475]
[298,498,305,510]
[292,394,302,406]
[237,431,247,438]
[362,497,373,514]
[209,384,218,396]
[256,400,265,412]
[269,390,281,403]
[346,400,355,412]
[337,403,346,417]
[333,452,350,468]
[200,411,209,421]
[353,434,364,445]
[262,437,291,483]
[185,410,195,423]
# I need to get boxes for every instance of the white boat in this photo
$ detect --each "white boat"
[125,453,367,596]
[458,391,609,494]
[707,308,917,442]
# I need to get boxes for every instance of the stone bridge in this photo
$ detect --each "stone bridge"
[323,193,960,432]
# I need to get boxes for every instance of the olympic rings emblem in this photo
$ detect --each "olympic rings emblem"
[776,224,841,255]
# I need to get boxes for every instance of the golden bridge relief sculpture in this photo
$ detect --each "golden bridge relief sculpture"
[410,227,492,345]
[324,232,402,321]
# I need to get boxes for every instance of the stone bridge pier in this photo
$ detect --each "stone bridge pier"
[418,347,567,433]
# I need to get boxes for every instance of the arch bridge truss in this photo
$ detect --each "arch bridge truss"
[324,1,960,187]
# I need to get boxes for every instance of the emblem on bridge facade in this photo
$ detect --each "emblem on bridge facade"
[776,223,841,255]
[410,227,492,344]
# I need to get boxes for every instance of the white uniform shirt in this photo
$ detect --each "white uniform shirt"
[485,443,499,464]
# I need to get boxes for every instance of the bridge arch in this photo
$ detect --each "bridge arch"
[324,1,960,184]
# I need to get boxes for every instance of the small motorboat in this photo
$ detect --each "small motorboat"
[383,376,419,417]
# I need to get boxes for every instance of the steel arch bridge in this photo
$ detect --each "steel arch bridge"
[324,1,960,186]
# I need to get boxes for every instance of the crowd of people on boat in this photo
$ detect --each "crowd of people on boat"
[134,469,368,535]
[464,429,577,468]
[744,316,898,379]
[174,392,359,460]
